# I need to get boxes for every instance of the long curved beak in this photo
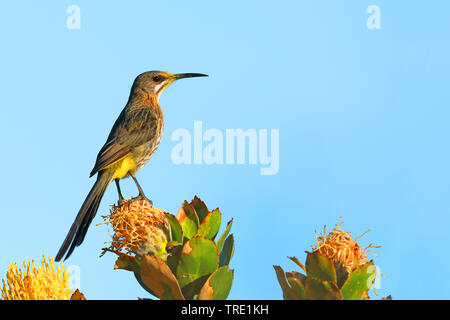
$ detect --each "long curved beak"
[173,73,208,80]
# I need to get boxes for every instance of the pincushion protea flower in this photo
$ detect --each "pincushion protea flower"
[101,198,171,260]
[1,255,72,300]
[274,218,388,300]
[102,196,235,300]
[312,217,378,273]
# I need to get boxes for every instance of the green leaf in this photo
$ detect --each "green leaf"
[140,254,185,300]
[219,234,234,267]
[216,218,233,253]
[334,261,350,288]
[181,274,211,300]
[305,278,343,300]
[166,243,183,275]
[114,255,141,273]
[176,237,219,288]
[341,261,377,300]
[273,265,297,300]
[305,251,337,283]
[176,201,200,241]
[165,213,183,243]
[190,196,209,223]
[134,272,158,297]
[195,208,221,240]
[286,271,307,300]
[167,241,182,248]
[198,266,234,300]
[288,256,306,272]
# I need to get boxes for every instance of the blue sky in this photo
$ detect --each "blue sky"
[0,1,449,299]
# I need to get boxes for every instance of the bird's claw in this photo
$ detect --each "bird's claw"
[132,194,153,206]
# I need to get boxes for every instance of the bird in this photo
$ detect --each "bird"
[55,71,208,261]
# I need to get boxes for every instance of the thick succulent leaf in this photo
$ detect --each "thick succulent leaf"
[341,261,377,300]
[273,265,297,300]
[167,241,182,249]
[140,254,185,300]
[134,272,158,297]
[288,256,306,272]
[166,243,183,275]
[198,266,234,300]
[286,278,306,300]
[176,201,200,240]
[287,271,306,284]
[176,237,219,288]
[165,213,183,243]
[216,219,233,253]
[219,234,234,267]
[305,251,337,283]
[181,274,211,300]
[286,271,307,300]
[190,196,209,223]
[70,289,86,300]
[305,278,343,300]
[334,261,350,288]
[114,254,141,273]
[195,208,221,240]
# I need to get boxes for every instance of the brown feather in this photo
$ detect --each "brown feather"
[90,97,163,177]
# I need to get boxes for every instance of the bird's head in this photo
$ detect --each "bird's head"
[131,71,208,98]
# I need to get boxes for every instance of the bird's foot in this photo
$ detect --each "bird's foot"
[132,194,153,206]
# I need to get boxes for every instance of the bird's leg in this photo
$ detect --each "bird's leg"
[131,174,152,205]
[115,179,125,204]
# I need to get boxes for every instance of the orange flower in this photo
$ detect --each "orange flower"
[312,218,379,272]
[101,198,170,260]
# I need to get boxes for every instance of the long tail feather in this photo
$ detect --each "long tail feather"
[55,171,112,261]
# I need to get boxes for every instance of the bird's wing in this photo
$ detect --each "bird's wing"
[90,107,160,177]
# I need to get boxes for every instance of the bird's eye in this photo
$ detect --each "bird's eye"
[152,76,162,82]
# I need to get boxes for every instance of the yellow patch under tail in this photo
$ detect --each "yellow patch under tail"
[107,154,138,180]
